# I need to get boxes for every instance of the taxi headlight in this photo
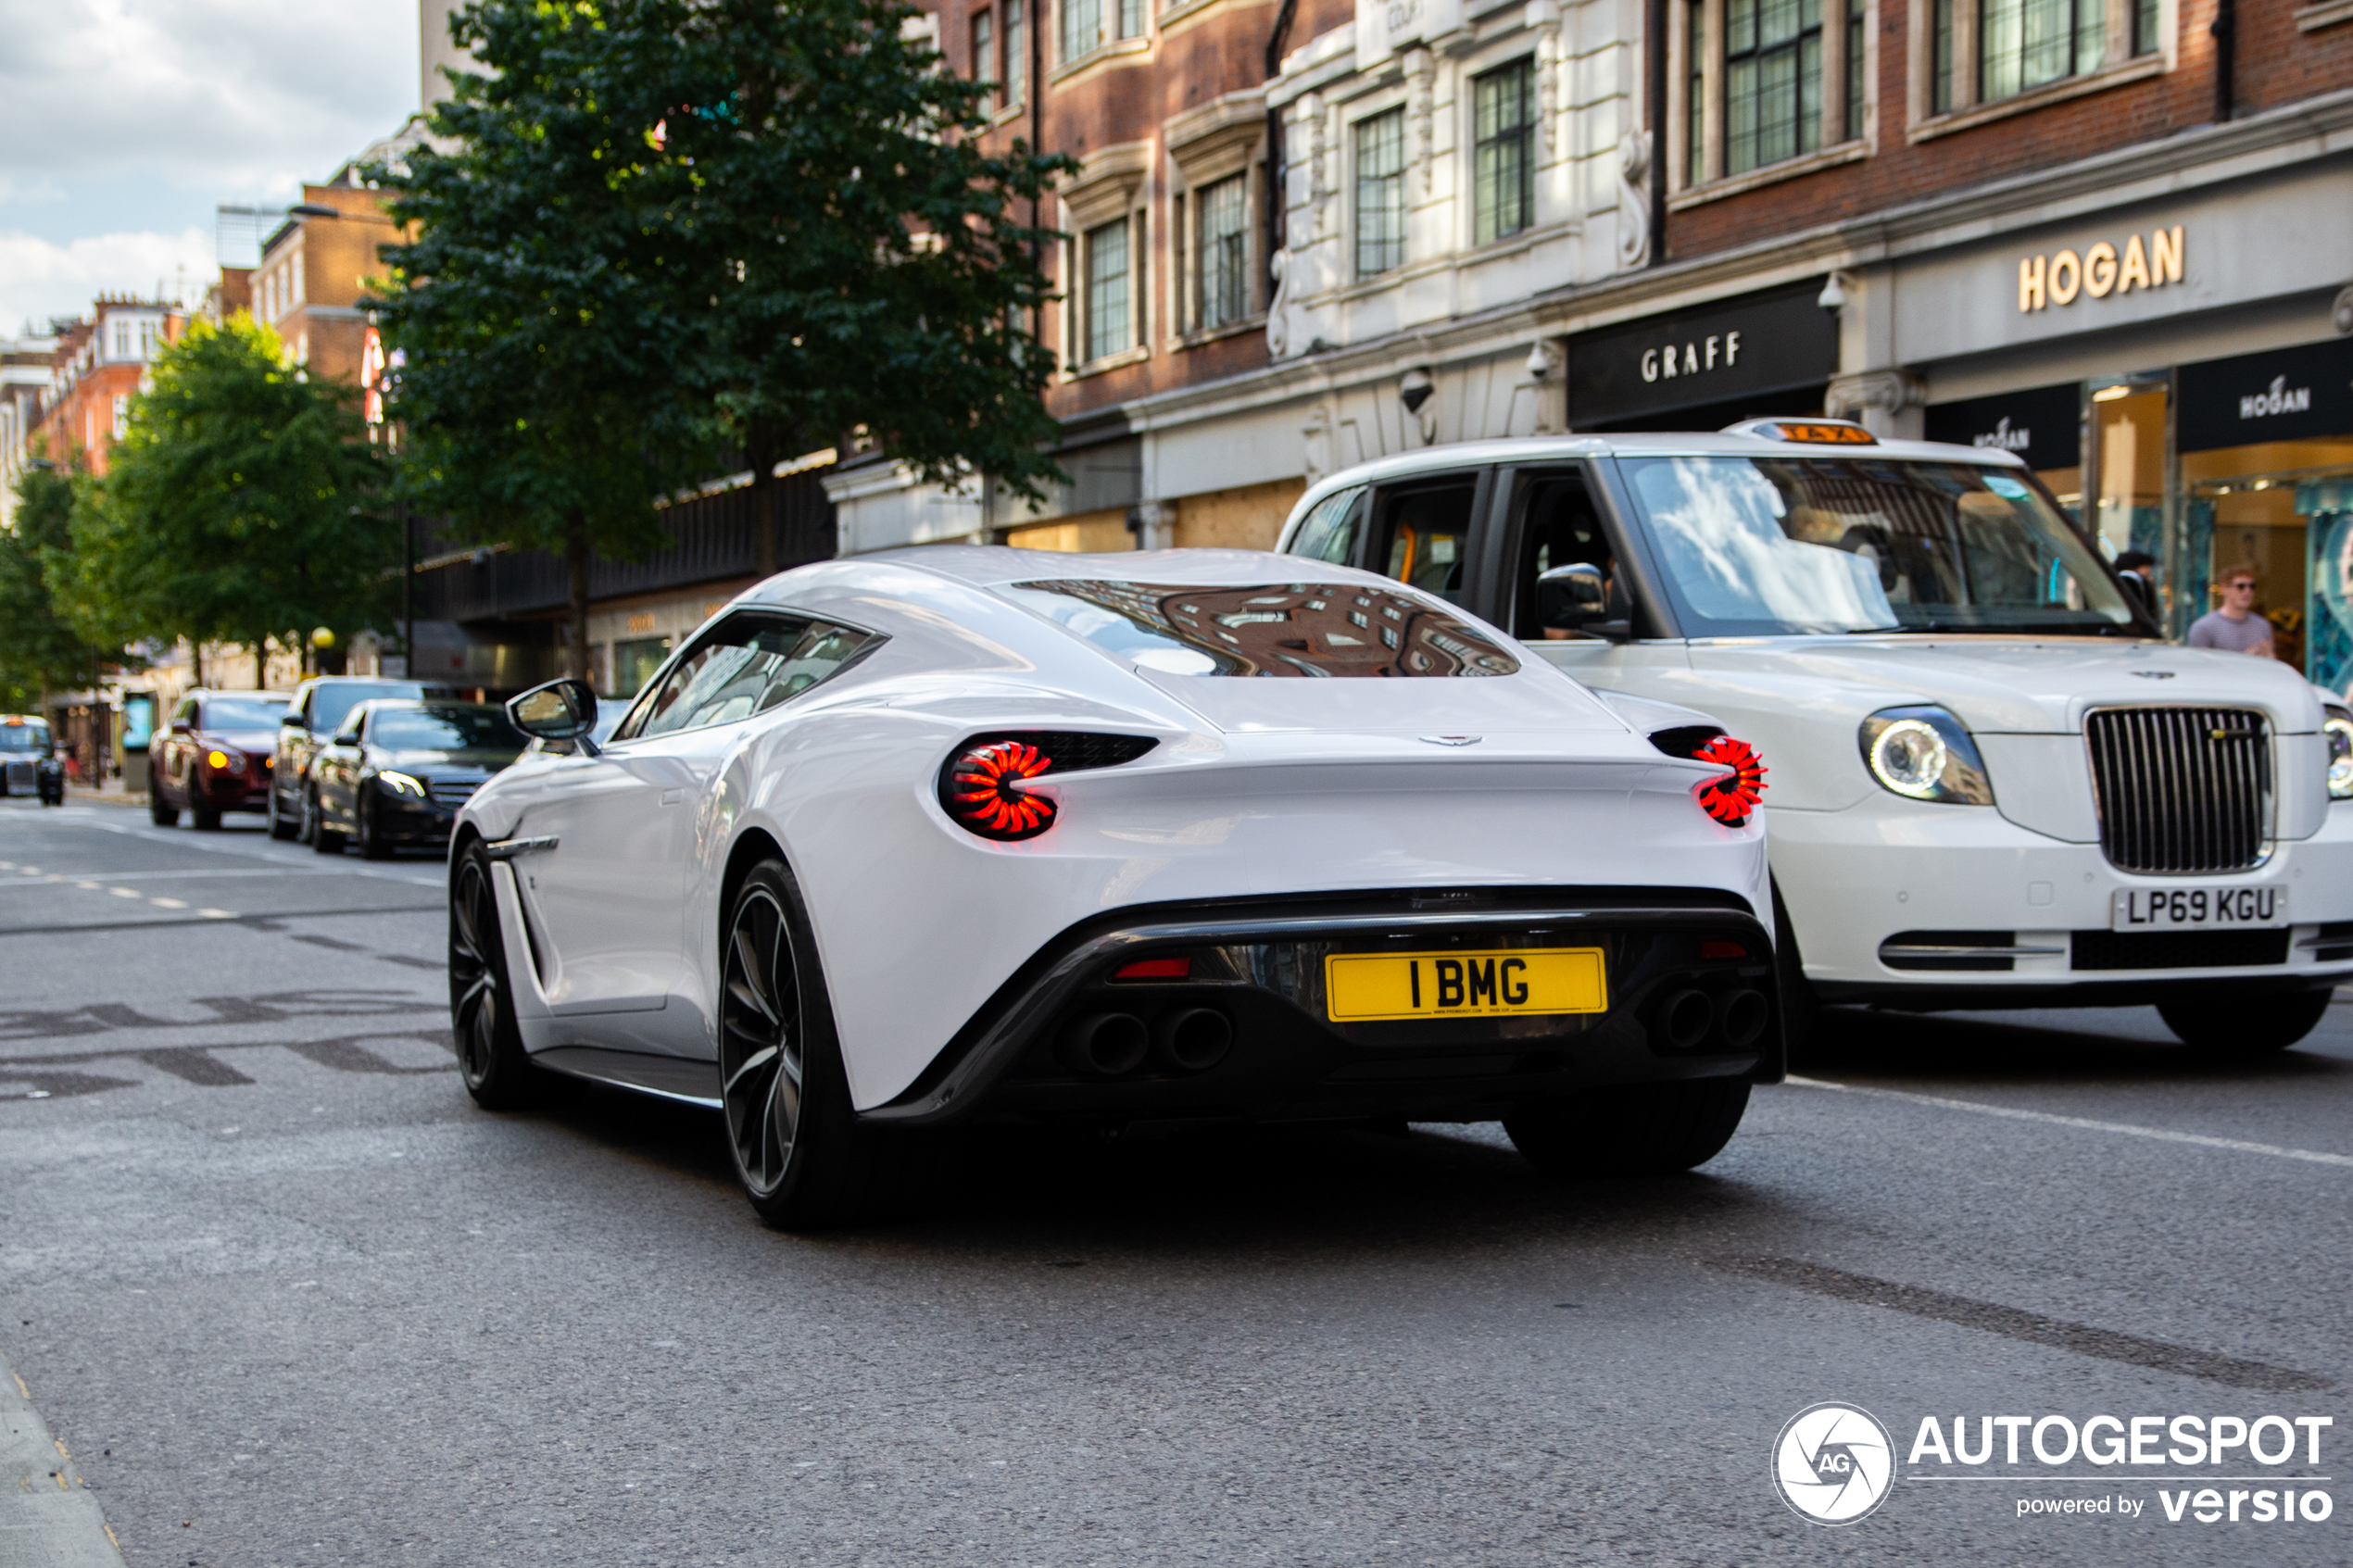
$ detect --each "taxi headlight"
[2323,709,2353,799]
[1858,707,1994,805]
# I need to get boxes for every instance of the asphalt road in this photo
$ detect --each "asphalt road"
[2,798,2347,1567]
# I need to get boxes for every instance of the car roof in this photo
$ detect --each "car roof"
[1286,430,2029,515]
[854,544,1405,591]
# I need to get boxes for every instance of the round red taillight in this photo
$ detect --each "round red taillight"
[944,740,1058,841]
[1692,734,1768,825]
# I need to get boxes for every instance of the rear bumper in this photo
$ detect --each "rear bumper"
[862,886,1780,1129]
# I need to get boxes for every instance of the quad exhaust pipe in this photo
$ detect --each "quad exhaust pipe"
[1655,986,1769,1052]
[1058,1007,1234,1078]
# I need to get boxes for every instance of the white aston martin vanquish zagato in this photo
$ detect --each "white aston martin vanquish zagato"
[449,547,1779,1224]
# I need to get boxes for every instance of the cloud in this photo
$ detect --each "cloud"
[0,0,419,198]
[0,228,214,335]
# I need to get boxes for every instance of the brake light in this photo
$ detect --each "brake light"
[1114,958,1191,981]
[937,732,1160,843]
[944,740,1057,840]
[1699,939,1749,960]
[1692,734,1768,825]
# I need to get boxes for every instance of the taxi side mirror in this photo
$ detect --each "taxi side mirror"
[282,711,306,729]
[1535,562,1633,643]
[508,678,600,757]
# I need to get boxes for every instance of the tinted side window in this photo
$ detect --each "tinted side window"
[1506,470,1613,636]
[172,696,198,725]
[1286,485,1365,565]
[621,613,879,740]
[1370,480,1478,604]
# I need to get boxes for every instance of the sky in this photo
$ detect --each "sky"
[0,0,422,337]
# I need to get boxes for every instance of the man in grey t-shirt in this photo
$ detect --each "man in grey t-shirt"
[2187,564,2276,657]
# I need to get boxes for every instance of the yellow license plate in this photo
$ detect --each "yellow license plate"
[1324,947,1607,1022]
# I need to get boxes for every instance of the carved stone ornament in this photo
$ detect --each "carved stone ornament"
[1528,0,1561,157]
[1406,50,1435,195]
[1616,130,1651,270]
[1266,247,1295,358]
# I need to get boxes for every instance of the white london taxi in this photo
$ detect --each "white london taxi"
[1277,418,2353,1052]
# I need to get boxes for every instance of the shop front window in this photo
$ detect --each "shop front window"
[2178,340,2353,695]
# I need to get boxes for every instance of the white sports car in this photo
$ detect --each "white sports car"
[448,548,1780,1224]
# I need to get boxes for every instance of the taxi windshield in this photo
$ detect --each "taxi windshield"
[0,721,51,752]
[1001,581,1520,676]
[1616,457,2137,637]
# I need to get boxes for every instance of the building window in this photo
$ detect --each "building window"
[1003,0,1025,100]
[1117,0,1144,39]
[1931,0,2151,113]
[1726,0,1823,177]
[1472,59,1535,246]
[1844,0,1866,139]
[1687,2,1707,185]
[1196,175,1250,327]
[1354,108,1406,278]
[1061,0,1097,59]
[1978,0,2102,102]
[972,8,993,97]
[292,252,305,307]
[1084,217,1131,361]
[111,394,128,439]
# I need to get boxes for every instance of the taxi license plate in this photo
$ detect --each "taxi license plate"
[2110,886,2286,932]
[1325,947,1606,1022]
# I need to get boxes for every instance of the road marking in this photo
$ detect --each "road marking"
[107,887,141,898]
[149,897,187,909]
[1786,1075,2353,1168]
[1711,1255,2333,1392]
[197,909,235,920]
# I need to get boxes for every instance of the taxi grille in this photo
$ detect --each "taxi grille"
[2084,707,2269,874]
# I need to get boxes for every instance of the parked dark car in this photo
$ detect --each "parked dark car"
[150,690,288,829]
[0,715,66,806]
[308,700,528,858]
[269,676,435,840]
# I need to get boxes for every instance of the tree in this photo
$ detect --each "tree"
[69,317,394,684]
[0,463,116,711]
[668,0,1075,571]
[373,0,724,681]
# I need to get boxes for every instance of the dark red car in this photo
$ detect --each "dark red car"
[150,689,288,829]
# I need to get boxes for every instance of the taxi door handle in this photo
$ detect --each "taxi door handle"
[660,787,685,806]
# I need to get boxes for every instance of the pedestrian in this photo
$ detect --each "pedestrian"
[2186,563,2275,658]
[2112,550,2158,621]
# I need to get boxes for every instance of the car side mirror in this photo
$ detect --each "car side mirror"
[281,711,306,729]
[168,720,192,735]
[509,677,601,757]
[1535,562,1635,643]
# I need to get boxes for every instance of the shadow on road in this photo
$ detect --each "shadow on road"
[1795,1002,2352,1088]
[519,1076,1793,1261]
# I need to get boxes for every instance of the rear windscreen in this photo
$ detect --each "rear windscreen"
[1000,581,1520,677]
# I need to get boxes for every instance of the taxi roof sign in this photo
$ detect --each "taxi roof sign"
[1721,418,1877,445]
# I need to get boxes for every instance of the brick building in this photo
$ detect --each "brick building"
[834,0,1651,554]
[1617,0,2353,687]
[844,0,2353,703]
[251,179,407,386]
[32,301,183,478]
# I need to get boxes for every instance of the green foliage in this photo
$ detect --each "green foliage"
[372,0,724,572]
[375,0,1075,580]
[0,464,114,709]
[666,0,1076,501]
[69,317,394,680]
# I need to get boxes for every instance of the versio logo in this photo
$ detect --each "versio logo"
[1774,1403,1896,1525]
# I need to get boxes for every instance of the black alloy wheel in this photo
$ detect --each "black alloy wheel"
[191,803,221,832]
[267,781,298,840]
[718,859,888,1228]
[357,792,394,859]
[309,785,346,853]
[2158,988,2332,1055]
[449,843,543,1109]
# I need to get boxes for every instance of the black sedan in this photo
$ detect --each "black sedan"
[308,700,528,859]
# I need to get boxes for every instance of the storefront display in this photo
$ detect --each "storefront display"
[2178,337,2353,694]
[1566,282,1839,432]
[1921,382,2084,513]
